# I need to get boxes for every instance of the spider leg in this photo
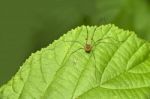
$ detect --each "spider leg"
[91,27,97,46]
[69,47,84,57]
[46,43,61,66]
[93,36,125,47]
[85,26,89,45]
[95,36,124,45]
[91,51,99,83]
[94,41,115,48]
[62,40,83,47]
[91,27,97,40]
[95,40,123,47]
[47,41,83,66]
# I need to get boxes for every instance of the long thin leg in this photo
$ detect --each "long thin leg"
[95,36,125,45]
[91,51,97,70]
[91,51,99,83]
[91,27,97,46]
[47,43,61,66]
[91,27,97,41]
[62,40,83,47]
[48,43,83,66]
[69,47,84,57]
[94,37,125,47]
[85,26,89,45]
[94,41,122,48]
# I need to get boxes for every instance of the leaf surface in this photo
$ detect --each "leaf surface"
[1,24,150,99]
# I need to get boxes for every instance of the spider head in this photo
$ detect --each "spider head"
[85,44,92,53]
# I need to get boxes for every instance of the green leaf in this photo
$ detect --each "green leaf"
[1,24,150,99]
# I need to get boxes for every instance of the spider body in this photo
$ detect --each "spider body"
[84,26,95,53]
[84,44,92,53]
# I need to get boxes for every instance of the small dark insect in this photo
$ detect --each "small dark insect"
[84,26,95,53]
[82,26,101,54]
[84,44,92,53]
[65,26,98,55]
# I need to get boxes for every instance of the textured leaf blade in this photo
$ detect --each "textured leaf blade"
[1,24,150,99]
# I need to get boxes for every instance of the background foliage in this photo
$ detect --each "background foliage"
[0,0,150,86]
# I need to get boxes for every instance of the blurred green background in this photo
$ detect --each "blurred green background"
[0,0,150,86]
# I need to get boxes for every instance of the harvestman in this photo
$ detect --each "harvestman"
[42,26,123,99]
[65,26,122,54]
[47,26,124,99]
[50,26,124,71]
[62,26,123,79]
